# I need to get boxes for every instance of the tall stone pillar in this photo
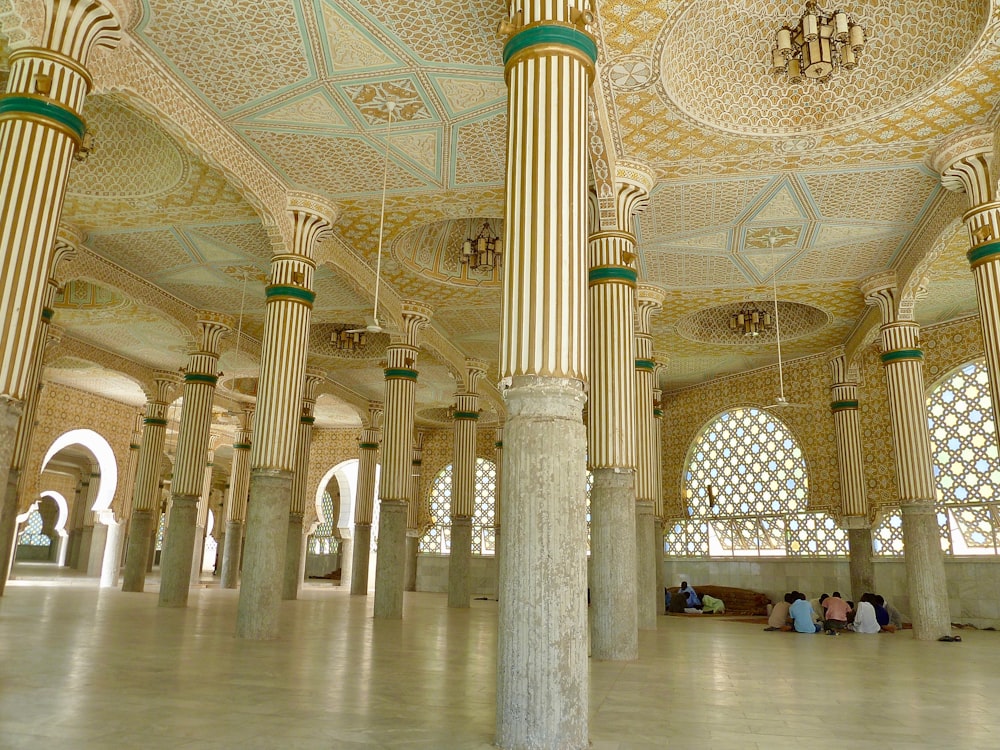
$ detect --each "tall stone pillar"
[374,302,431,619]
[0,232,77,594]
[493,424,503,600]
[191,437,221,584]
[634,285,666,630]
[404,431,425,592]
[350,402,382,595]
[220,407,253,588]
[159,315,231,608]
[236,194,337,640]
[652,375,666,616]
[587,165,653,656]
[497,3,595,746]
[76,473,100,571]
[931,128,1000,419]
[122,372,181,591]
[829,350,875,599]
[107,413,142,585]
[283,369,324,600]
[0,0,122,504]
[448,361,486,608]
[862,273,951,640]
[65,474,87,568]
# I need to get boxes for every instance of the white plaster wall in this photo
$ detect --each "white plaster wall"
[415,554,497,597]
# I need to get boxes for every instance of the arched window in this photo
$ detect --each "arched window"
[309,489,338,555]
[18,509,50,547]
[666,407,847,557]
[420,458,497,555]
[876,360,999,556]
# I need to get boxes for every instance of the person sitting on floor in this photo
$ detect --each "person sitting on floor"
[765,593,794,631]
[679,581,701,608]
[849,595,881,634]
[701,593,725,614]
[873,595,897,633]
[667,589,688,614]
[884,598,904,630]
[822,591,852,630]
[789,592,822,633]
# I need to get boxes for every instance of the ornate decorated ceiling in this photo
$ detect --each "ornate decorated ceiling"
[3,0,1000,421]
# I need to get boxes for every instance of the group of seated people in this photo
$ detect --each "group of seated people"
[666,582,725,614]
[765,590,904,634]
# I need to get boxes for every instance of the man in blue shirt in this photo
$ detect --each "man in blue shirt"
[789,592,822,633]
[679,581,701,607]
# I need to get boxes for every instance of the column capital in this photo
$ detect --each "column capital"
[398,301,432,346]
[148,369,182,404]
[52,224,83,271]
[364,401,384,429]
[194,312,234,354]
[463,358,488,393]
[282,191,339,260]
[635,284,666,335]
[928,125,994,203]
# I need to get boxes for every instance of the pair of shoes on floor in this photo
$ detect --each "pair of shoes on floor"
[763,626,779,631]
[825,629,838,636]
[938,635,963,642]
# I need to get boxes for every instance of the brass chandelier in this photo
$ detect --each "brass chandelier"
[334,327,366,352]
[771,1,865,83]
[461,220,502,272]
[729,305,773,338]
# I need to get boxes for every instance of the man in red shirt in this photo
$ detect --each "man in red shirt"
[821,591,852,630]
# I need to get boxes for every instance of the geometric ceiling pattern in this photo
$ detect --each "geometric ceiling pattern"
[3,0,998,422]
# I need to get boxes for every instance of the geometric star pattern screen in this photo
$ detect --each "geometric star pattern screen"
[875,359,999,556]
[666,407,848,556]
[420,458,497,556]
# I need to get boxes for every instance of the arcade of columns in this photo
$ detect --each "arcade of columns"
[3,0,1000,748]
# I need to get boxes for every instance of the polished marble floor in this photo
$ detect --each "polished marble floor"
[1,562,998,749]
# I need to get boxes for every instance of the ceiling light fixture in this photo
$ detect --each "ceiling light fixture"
[334,327,366,352]
[771,1,865,83]
[729,305,773,338]
[461,220,502,272]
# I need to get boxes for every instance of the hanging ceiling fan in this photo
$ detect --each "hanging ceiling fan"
[763,229,806,411]
[344,100,401,338]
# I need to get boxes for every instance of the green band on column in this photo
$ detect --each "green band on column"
[144,417,168,426]
[233,442,251,450]
[503,24,598,65]
[359,442,379,450]
[588,266,638,285]
[41,307,54,322]
[412,459,422,467]
[653,408,664,418]
[495,441,503,448]
[184,372,218,386]
[265,284,316,305]
[880,349,923,364]
[384,368,418,381]
[967,241,1000,267]
[830,399,859,412]
[0,94,86,141]
[635,359,655,371]
[300,415,316,425]
[129,443,141,450]
[453,410,479,420]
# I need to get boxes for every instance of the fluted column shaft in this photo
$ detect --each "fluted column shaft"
[350,406,381,595]
[497,3,595,746]
[448,391,480,608]
[159,319,228,608]
[587,227,639,656]
[122,374,176,592]
[0,1,121,500]
[283,372,322,600]
[221,415,252,589]
[237,197,335,640]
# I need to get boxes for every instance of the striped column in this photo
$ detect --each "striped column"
[587,166,651,657]
[0,231,77,595]
[404,430,425,592]
[634,284,665,631]
[931,129,1000,423]
[237,193,337,640]
[652,370,666,616]
[159,314,231,608]
[0,0,121,503]
[191,435,222,584]
[829,351,875,599]
[862,276,951,640]
[283,369,325,600]
[122,371,180,592]
[350,401,382,595]
[497,3,595,746]
[373,302,431,619]
[448,360,487,608]
[220,406,253,589]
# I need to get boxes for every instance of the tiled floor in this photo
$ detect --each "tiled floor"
[1,563,999,749]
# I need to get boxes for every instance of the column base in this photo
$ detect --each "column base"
[635,499,657,631]
[902,502,952,640]
[86,523,109,577]
[236,470,293,640]
[339,537,353,589]
[496,376,588,750]
[0,401,22,587]
[350,523,372,595]
[373,500,408,619]
[404,533,418,592]
[100,520,123,588]
[654,516,666,616]
[159,495,199,608]
[282,513,304,600]
[847,524,875,601]
[448,517,472,608]
[220,520,244,589]
[0,468,21,596]
[122,510,153,592]
[590,468,638,660]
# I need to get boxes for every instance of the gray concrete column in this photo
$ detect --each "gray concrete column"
[350,522,372,594]
[158,496,199,607]
[847,524,875,599]
[902,503,950,634]
[77,525,94,572]
[590,468,638,660]
[0,404,23,571]
[121,511,153,592]
[100,520,123,588]
[404,533,418,591]
[448,517,473,608]
[220,520,244,589]
[282,513,304,599]
[339,537,352,588]
[86,522,108,577]
[373,500,408,619]
[635,499,657,631]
